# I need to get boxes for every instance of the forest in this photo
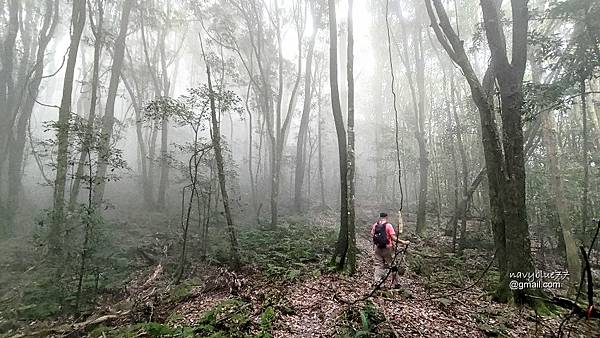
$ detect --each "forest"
[0,0,599,336]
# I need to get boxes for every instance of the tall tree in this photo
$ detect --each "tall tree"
[4,0,59,232]
[425,0,536,303]
[0,0,20,232]
[269,0,305,227]
[345,0,357,274]
[413,14,429,236]
[580,79,589,235]
[294,0,320,212]
[51,0,86,253]
[221,0,305,227]
[328,0,350,270]
[395,4,429,235]
[0,0,19,165]
[93,0,134,205]
[481,0,533,303]
[70,0,104,209]
[199,34,241,270]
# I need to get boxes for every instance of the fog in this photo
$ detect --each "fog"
[1,0,599,336]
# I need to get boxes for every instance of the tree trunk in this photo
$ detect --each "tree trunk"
[451,74,470,250]
[120,69,153,207]
[346,0,357,274]
[0,0,19,173]
[396,9,428,234]
[414,25,429,237]
[446,167,486,232]
[328,0,349,270]
[50,0,86,254]
[200,34,241,270]
[317,80,326,209]
[157,118,169,208]
[5,0,58,232]
[480,0,534,304]
[244,80,259,223]
[541,108,581,294]
[425,0,526,302]
[580,79,589,236]
[157,33,171,208]
[93,0,134,205]
[0,0,20,233]
[294,3,319,212]
[526,47,582,294]
[70,1,103,209]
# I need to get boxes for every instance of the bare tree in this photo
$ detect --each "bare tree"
[5,0,59,231]
[93,0,135,205]
[328,0,350,271]
[50,0,86,253]
[345,0,357,274]
[294,0,320,212]
[199,34,241,270]
[70,0,104,209]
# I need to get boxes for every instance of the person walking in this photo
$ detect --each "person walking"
[371,212,409,289]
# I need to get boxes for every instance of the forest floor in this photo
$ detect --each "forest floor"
[2,210,600,337]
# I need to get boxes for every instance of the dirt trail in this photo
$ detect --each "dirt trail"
[160,219,572,337]
[266,228,561,337]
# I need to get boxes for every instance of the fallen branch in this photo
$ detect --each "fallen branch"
[10,312,128,338]
[528,294,600,319]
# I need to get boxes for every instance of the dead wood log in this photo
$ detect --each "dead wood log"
[9,312,127,338]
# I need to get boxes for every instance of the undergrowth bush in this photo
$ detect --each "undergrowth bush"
[91,322,196,337]
[236,220,336,279]
[339,301,386,337]
[1,208,130,325]
[194,298,277,338]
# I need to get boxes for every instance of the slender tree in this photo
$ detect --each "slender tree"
[5,0,59,231]
[346,0,357,274]
[50,0,86,253]
[199,33,241,270]
[328,0,349,270]
[93,0,134,205]
[294,0,320,212]
[70,0,104,209]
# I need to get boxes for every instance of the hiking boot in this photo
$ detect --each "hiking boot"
[393,283,402,290]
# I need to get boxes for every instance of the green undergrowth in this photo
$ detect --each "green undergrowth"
[90,322,196,337]
[339,301,387,337]
[89,298,276,337]
[235,219,336,280]
[0,217,131,328]
[168,278,203,303]
[408,248,498,295]
[195,298,252,337]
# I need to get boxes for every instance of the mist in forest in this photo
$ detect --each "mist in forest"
[1,0,599,336]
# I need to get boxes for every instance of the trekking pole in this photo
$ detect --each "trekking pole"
[390,210,408,287]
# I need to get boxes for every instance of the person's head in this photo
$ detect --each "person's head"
[379,212,388,220]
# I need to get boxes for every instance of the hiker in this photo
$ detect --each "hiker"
[371,212,409,289]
